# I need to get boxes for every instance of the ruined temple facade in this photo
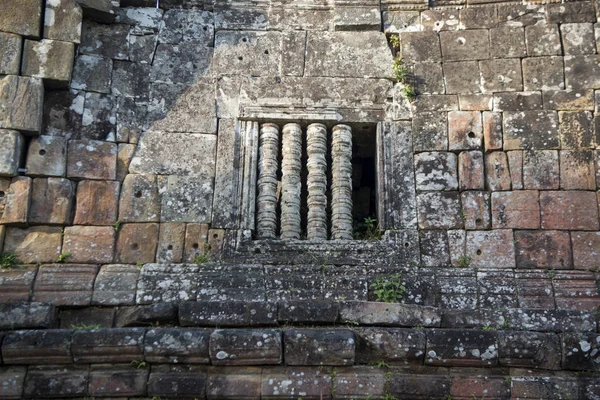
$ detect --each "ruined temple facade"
[1,0,600,398]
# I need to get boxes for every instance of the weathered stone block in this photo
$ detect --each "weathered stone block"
[507,151,523,190]
[0,265,36,303]
[81,92,116,140]
[32,264,98,306]
[116,223,159,264]
[548,2,597,23]
[389,374,452,399]
[0,0,42,37]
[1,177,31,225]
[154,222,184,263]
[448,111,483,150]
[354,328,426,365]
[525,23,562,56]
[24,366,88,398]
[561,23,596,55]
[490,25,525,59]
[80,20,129,59]
[0,130,24,178]
[443,61,481,94]
[480,58,523,93]
[333,6,381,31]
[42,89,83,138]
[72,328,145,363]
[117,143,135,181]
[540,191,599,230]
[412,62,444,95]
[158,9,213,45]
[70,55,113,93]
[440,30,490,61]
[412,111,447,151]
[179,300,276,327]
[62,226,115,264]
[560,150,596,190]
[482,111,502,151]
[278,301,339,325]
[73,180,119,225]
[522,56,564,91]
[144,328,210,364]
[572,231,600,269]
[2,329,72,364]
[67,139,117,180]
[92,264,139,306]
[21,39,74,85]
[461,191,490,230]
[0,75,44,134]
[496,4,546,26]
[515,230,572,269]
[44,0,82,43]
[115,303,178,328]
[284,329,355,366]
[0,303,56,330]
[151,44,213,85]
[116,6,163,28]
[159,175,215,223]
[466,229,516,268]
[400,31,442,63]
[503,111,559,150]
[207,367,263,399]
[29,178,75,225]
[523,150,559,190]
[333,367,385,398]
[493,91,542,111]
[484,152,511,191]
[3,226,62,264]
[88,365,148,397]
[339,301,441,327]
[553,271,600,310]
[458,151,484,190]
[0,33,22,75]
[384,10,421,32]
[414,152,458,191]
[261,367,332,399]
[0,366,27,399]
[119,174,160,222]
[420,9,460,31]
[183,223,209,263]
[148,365,207,398]
[491,190,540,229]
[544,89,595,111]
[426,329,498,366]
[59,307,114,328]
[560,111,594,149]
[111,60,150,100]
[420,230,450,266]
[459,94,492,111]
[565,55,600,91]
[417,192,463,229]
[562,332,600,371]
[209,329,282,366]
[498,331,561,370]
[25,135,67,177]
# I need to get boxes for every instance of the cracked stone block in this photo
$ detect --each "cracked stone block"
[0,75,44,134]
[111,60,150,100]
[572,231,600,269]
[70,55,113,93]
[461,191,490,230]
[0,32,22,75]
[426,329,498,367]
[129,31,158,64]
[80,20,129,59]
[0,0,42,37]
[548,2,597,23]
[25,135,67,177]
[88,365,148,397]
[92,264,139,306]
[443,61,481,94]
[440,30,490,61]
[544,89,595,111]
[483,111,502,151]
[2,329,73,364]
[490,25,526,59]
[81,92,116,141]
[117,143,135,181]
[412,111,447,151]
[561,150,596,190]
[507,151,523,189]
[414,152,458,191]
[480,58,523,93]
[24,366,88,398]
[304,31,394,79]
[73,180,120,225]
[78,0,120,22]
[144,328,210,364]
[522,56,564,91]
[119,174,160,222]
[1,177,32,225]
[400,31,442,63]
[485,152,511,191]
[466,229,516,268]
[116,223,159,264]
[560,111,594,149]
[21,39,74,86]
[32,264,99,306]
[42,90,84,138]
[503,111,559,150]
[417,192,463,230]
[3,226,62,263]
[67,139,117,180]
[29,178,75,225]
[525,23,562,56]
[284,329,355,366]
[420,230,450,266]
[565,55,600,91]
[71,328,145,363]
[210,329,282,366]
[62,226,115,264]
[523,150,559,190]
[448,111,483,150]
[491,190,540,229]
[493,91,542,112]
[0,130,24,177]
[515,230,572,269]
[116,7,163,29]
[540,191,599,230]
[44,0,83,43]
[561,23,596,55]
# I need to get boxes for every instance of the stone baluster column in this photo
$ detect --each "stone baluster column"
[306,123,328,240]
[256,123,279,239]
[280,123,302,240]
[331,124,353,240]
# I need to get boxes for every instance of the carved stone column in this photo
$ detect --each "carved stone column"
[306,123,328,240]
[280,123,302,240]
[331,124,353,240]
[256,123,279,239]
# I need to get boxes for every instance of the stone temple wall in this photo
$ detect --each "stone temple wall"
[2,0,600,398]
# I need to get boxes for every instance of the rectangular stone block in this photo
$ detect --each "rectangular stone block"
[0,75,43,134]
[278,301,339,325]
[389,374,451,399]
[523,150,560,190]
[284,329,355,366]
[144,328,210,364]
[544,89,595,111]
[498,331,561,370]
[73,180,119,225]
[458,151,484,190]
[71,54,113,93]
[2,329,73,365]
[572,231,600,270]
[483,111,502,151]
[414,152,458,191]
[80,20,129,59]
[461,191,490,230]
[507,150,523,190]
[0,32,22,75]
[525,23,562,56]
[339,301,441,327]
[333,367,385,399]
[89,365,148,397]
[443,61,481,95]
[32,264,99,306]
[0,177,31,226]
[81,92,116,140]
[29,178,75,225]
[0,366,27,399]
[485,151,511,191]
[561,23,596,55]
[507,308,596,332]
[71,328,145,363]
[426,329,498,366]
[417,192,463,229]
[156,222,185,263]
[3,226,62,264]
[148,365,207,398]
[522,56,564,92]
[440,30,490,61]
[490,25,525,59]
[515,270,555,309]
[0,265,36,303]
[25,135,67,177]
[44,0,83,43]
[179,301,276,327]
[62,226,115,264]
[493,91,542,112]
[547,2,597,23]
[477,269,518,309]
[118,174,161,222]
[554,271,600,311]
[0,130,24,177]
[21,39,75,86]
[491,190,540,229]
[0,303,56,330]
[92,264,139,306]
[480,58,523,93]
[565,55,600,91]
[540,191,599,230]
[261,367,332,400]
[116,223,159,264]
[183,223,209,263]
[466,229,516,268]
[420,230,450,266]
[515,230,572,269]
[355,327,426,365]
[24,366,88,398]
[400,31,442,63]
[459,94,492,111]
[562,332,600,371]
[209,329,282,366]
[67,139,117,180]
[560,150,596,190]
[207,367,263,399]
[0,0,42,37]
[115,303,178,328]
[448,111,483,151]
[503,111,559,150]
[159,175,215,223]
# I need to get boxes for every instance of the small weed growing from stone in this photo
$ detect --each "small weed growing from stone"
[0,252,19,269]
[392,56,416,101]
[113,220,121,232]
[72,324,101,330]
[504,376,511,384]
[194,253,210,265]
[131,360,147,369]
[456,255,472,268]
[55,253,71,263]
[482,324,495,331]
[389,34,400,52]
[376,360,390,369]
[136,262,144,268]
[371,274,406,303]
[353,217,383,240]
